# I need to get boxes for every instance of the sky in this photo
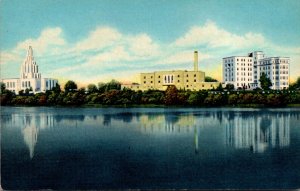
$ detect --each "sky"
[1,0,300,86]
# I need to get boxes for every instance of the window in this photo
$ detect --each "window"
[202,84,204,87]
[186,85,189,87]
[186,74,188,77]
[158,81,160,83]
[178,80,180,83]
[194,79,196,82]
[151,81,153,83]
[158,76,160,78]
[194,74,196,77]
[186,80,189,82]
[144,81,146,84]
[178,75,180,77]
[144,76,146,79]
[151,76,153,78]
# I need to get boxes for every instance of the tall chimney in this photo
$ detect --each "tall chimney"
[194,51,198,71]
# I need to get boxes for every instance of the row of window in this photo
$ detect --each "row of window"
[143,84,214,89]
[22,81,31,88]
[143,74,198,79]
[24,63,38,73]
[6,82,16,88]
[237,63,252,66]
[236,78,252,81]
[280,76,288,80]
[260,66,289,70]
[237,68,252,71]
[259,71,288,76]
[224,58,252,63]
[236,72,252,76]
[46,80,56,88]
[144,79,198,84]
[259,60,288,65]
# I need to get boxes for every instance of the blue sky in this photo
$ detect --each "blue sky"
[1,0,300,85]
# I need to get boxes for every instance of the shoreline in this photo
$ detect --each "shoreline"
[1,103,300,108]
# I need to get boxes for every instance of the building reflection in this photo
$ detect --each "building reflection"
[225,113,290,153]
[8,114,56,159]
[3,109,294,157]
[22,121,38,159]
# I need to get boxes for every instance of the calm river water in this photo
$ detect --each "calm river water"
[1,107,300,189]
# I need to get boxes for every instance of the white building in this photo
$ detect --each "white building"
[1,46,58,94]
[223,51,290,90]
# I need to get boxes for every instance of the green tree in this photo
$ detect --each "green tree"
[106,79,121,91]
[228,94,238,105]
[164,85,178,105]
[87,84,98,94]
[0,82,5,94]
[64,80,77,92]
[216,83,223,91]
[289,77,300,90]
[51,83,61,93]
[225,83,234,91]
[259,72,272,90]
[98,82,106,93]
[205,76,218,82]
[25,88,30,95]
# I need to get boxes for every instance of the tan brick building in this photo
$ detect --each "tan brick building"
[122,51,219,91]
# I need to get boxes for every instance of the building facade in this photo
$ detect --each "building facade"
[223,51,290,90]
[1,46,58,94]
[122,51,219,91]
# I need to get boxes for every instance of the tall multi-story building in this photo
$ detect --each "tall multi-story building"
[223,51,290,90]
[122,51,220,91]
[1,46,58,94]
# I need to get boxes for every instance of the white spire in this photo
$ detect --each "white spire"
[27,46,33,58]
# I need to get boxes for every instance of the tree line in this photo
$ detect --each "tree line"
[1,77,300,107]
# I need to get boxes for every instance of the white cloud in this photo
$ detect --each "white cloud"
[127,34,161,58]
[174,21,266,49]
[1,20,300,85]
[0,52,23,65]
[73,27,122,52]
[15,27,66,54]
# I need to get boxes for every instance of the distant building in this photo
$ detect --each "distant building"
[1,46,58,94]
[223,51,290,90]
[122,51,219,91]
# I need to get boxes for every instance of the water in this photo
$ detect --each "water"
[1,107,300,189]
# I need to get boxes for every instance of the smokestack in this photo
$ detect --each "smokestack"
[194,51,198,71]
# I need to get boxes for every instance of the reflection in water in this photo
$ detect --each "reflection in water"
[194,127,199,154]
[3,109,294,158]
[23,123,38,159]
[8,114,56,159]
[225,113,290,153]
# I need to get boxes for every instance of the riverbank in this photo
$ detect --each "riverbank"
[2,103,300,108]
[1,88,300,107]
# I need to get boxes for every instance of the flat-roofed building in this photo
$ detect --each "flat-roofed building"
[223,51,290,90]
[122,51,219,91]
